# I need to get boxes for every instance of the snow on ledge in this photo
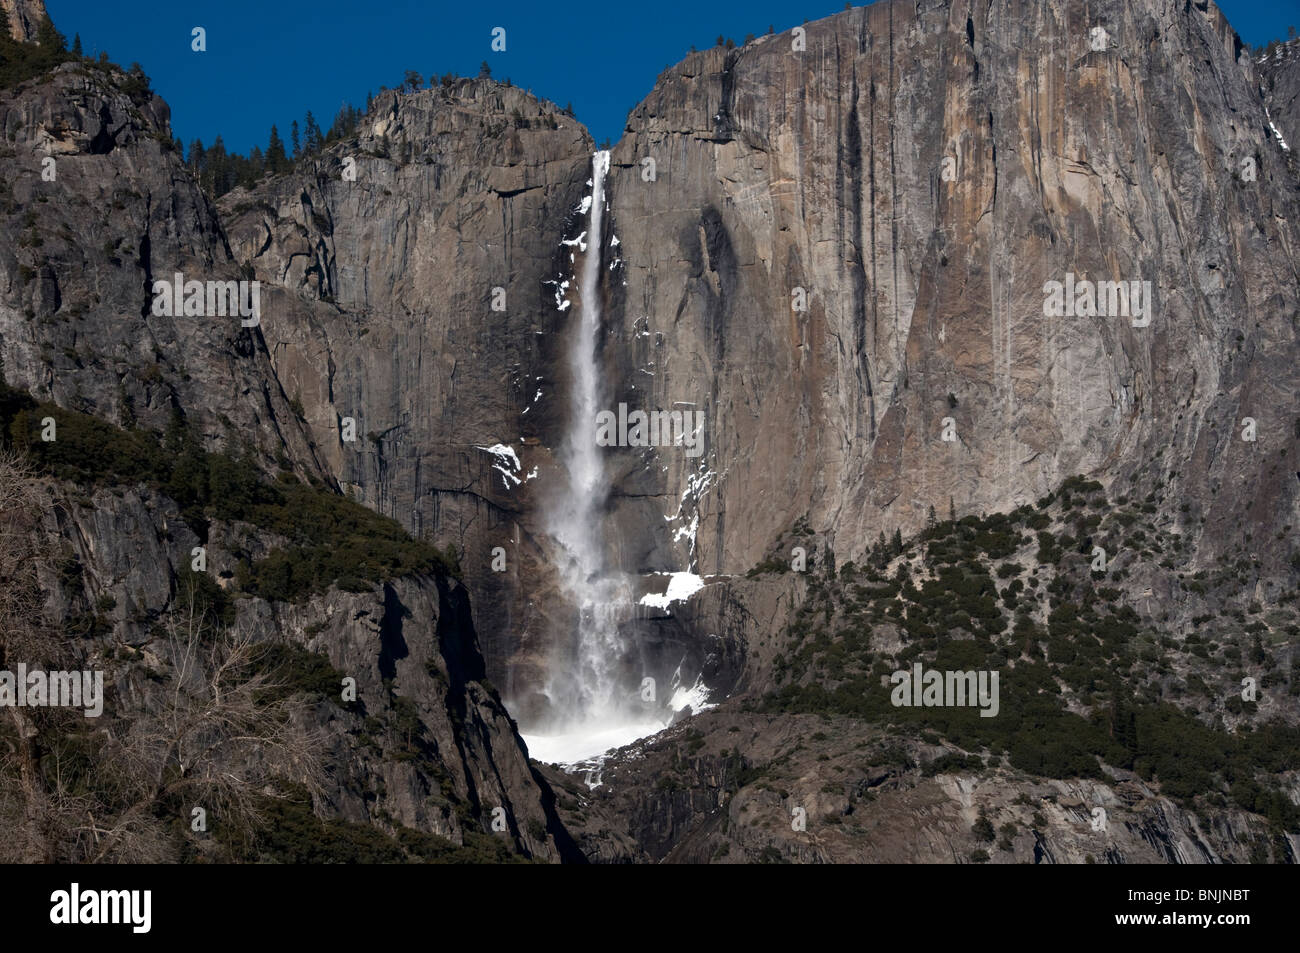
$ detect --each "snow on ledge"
[639,572,707,610]
[476,443,522,488]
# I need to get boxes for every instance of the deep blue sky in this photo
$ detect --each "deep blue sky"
[43,0,1300,157]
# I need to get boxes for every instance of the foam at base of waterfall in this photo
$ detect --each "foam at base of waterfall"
[522,675,712,771]
[522,718,668,767]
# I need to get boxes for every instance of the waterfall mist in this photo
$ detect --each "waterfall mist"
[520,151,665,768]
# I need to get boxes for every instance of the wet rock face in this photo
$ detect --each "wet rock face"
[1259,37,1300,153]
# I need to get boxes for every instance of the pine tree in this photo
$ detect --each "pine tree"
[206,135,228,194]
[1106,681,1138,760]
[927,505,937,528]
[72,33,82,57]
[325,102,361,144]
[949,496,956,522]
[246,146,264,185]
[266,124,288,174]
[891,528,903,556]
[478,60,491,78]
[290,120,300,160]
[121,62,151,105]
[187,138,205,176]
[303,110,322,153]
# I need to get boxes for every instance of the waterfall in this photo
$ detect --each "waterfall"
[521,151,664,768]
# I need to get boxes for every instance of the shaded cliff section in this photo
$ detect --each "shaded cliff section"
[0,50,581,861]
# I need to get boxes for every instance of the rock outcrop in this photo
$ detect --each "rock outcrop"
[542,711,1291,864]
[0,62,325,476]
[40,479,574,860]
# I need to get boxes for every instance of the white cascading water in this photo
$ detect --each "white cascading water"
[521,151,664,769]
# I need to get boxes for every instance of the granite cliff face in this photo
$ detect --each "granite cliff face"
[2,0,48,43]
[0,62,325,476]
[603,0,1299,581]
[217,81,748,727]
[220,0,1300,738]
[2,0,1299,863]
[219,81,597,707]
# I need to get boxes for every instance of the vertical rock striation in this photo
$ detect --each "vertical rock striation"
[605,0,1299,588]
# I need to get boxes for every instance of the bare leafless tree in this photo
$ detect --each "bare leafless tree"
[0,452,325,862]
[82,604,326,862]
[0,451,65,861]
